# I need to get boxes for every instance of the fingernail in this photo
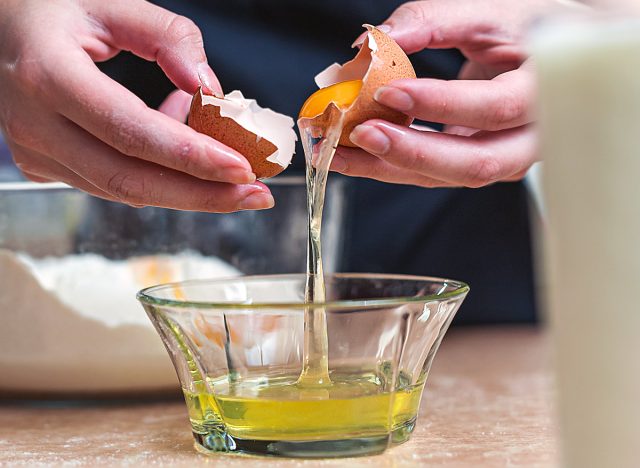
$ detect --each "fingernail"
[204,143,255,182]
[352,25,392,48]
[224,168,256,184]
[331,153,348,173]
[239,190,275,211]
[376,24,392,33]
[349,124,390,155]
[374,86,413,112]
[208,143,252,169]
[351,32,367,48]
[197,63,223,97]
[375,121,407,138]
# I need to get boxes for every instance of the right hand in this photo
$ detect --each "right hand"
[0,0,274,212]
[333,0,583,189]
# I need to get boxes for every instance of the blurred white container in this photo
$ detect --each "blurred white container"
[536,16,640,468]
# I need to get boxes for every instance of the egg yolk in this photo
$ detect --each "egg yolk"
[299,80,363,118]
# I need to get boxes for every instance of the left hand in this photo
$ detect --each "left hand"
[0,0,273,212]
[331,0,576,188]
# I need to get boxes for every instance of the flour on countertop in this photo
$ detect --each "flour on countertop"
[0,249,240,393]
[14,251,240,327]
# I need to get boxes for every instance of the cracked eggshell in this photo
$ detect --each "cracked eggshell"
[188,89,297,179]
[311,25,416,147]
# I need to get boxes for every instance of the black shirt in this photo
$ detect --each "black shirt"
[100,0,537,325]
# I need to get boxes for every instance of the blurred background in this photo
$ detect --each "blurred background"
[0,0,539,326]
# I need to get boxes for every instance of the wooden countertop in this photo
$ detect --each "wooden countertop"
[0,326,557,466]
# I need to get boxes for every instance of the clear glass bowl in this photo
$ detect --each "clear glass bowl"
[0,177,346,396]
[138,273,469,458]
[0,177,345,273]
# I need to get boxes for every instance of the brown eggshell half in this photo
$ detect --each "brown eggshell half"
[310,25,416,147]
[188,89,285,179]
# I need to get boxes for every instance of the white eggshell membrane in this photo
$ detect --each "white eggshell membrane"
[314,25,379,89]
[199,89,297,167]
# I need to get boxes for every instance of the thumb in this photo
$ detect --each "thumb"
[380,1,535,65]
[381,1,478,54]
[92,0,222,96]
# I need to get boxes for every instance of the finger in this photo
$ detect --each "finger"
[88,0,221,95]
[8,109,274,212]
[158,89,192,122]
[9,143,120,202]
[379,1,527,63]
[349,120,538,188]
[374,67,535,131]
[444,125,480,137]
[458,61,506,81]
[505,169,528,182]
[53,121,275,213]
[41,48,255,184]
[20,172,53,183]
[331,146,453,188]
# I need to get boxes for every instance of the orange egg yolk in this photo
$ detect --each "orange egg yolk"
[299,80,363,118]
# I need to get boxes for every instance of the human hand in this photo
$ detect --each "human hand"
[332,0,580,188]
[0,0,274,212]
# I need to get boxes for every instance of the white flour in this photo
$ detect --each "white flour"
[14,251,240,327]
[0,249,240,393]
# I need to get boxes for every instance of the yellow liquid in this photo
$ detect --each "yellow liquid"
[184,369,423,442]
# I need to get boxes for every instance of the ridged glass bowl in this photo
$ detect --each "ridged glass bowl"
[138,273,469,458]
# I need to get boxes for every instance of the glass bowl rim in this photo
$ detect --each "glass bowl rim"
[136,272,470,310]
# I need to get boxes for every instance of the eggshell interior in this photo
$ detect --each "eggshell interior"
[189,89,297,179]
[306,25,416,147]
